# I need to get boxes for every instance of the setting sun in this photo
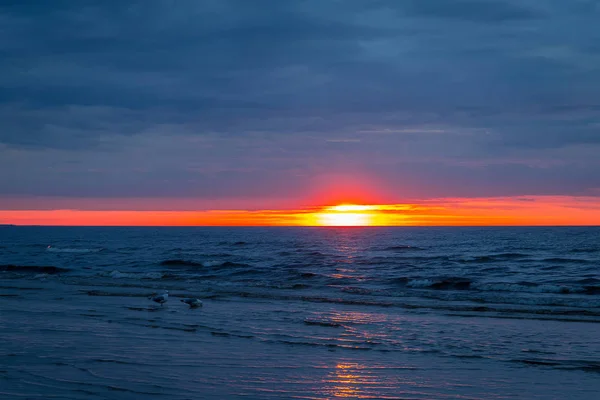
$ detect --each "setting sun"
[315,205,374,226]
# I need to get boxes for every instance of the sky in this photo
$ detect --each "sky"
[1,0,599,225]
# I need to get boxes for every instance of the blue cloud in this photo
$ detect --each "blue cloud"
[0,0,599,201]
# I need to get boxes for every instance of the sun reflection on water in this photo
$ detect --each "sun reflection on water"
[325,363,372,398]
[318,361,419,399]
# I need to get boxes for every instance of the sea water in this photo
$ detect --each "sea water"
[1,226,599,399]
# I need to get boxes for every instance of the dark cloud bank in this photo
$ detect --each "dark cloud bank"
[1,0,599,206]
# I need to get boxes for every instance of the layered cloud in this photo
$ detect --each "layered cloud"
[1,0,599,209]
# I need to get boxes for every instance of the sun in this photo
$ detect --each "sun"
[315,204,375,226]
[318,212,370,226]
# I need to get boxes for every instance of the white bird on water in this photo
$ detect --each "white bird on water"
[180,298,203,308]
[149,290,169,306]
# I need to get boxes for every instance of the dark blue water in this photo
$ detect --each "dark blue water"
[2,226,599,316]
[1,226,599,399]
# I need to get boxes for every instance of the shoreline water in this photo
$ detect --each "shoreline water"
[2,278,600,399]
[1,226,599,398]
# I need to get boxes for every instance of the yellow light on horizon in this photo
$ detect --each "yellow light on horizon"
[314,204,376,226]
[318,212,371,226]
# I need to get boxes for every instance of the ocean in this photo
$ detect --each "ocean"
[1,226,599,399]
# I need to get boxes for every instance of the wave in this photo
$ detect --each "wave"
[480,266,511,273]
[395,277,472,290]
[341,287,373,295]
[569,248,600,254]
[269,339,374,351]
[159,259,254,271]
[300,296,394,307]
[382,245,424,252]
[392,276,600,295]
[472,282,593,295]
[512,359,600,373]
[304,251,327,257]
[46,246,103,253]
[514,359,562,366]
[459,253,530,263]
[577,278,600,284]
[364,252,531,265]
[69,282,600,319]
[103,270,166,280]
[104,262,258,281]
[224,282,600,310]
[0,264,70,274]
[82,290,155,297]
[160,259,203,267]
[92,358,146,366]
[210,261,253,269]
[583,286,600,295]
[542,257,591,264]
[303,319,342,328]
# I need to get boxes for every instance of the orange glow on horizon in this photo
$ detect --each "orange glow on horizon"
[1,196,600,226]
[328,205,378,212]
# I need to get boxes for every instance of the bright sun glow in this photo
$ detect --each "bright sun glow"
[328,204,377,212]
[316,205,374,226]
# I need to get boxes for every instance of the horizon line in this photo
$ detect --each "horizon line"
[3,224,600,228]
[1,196,600,226]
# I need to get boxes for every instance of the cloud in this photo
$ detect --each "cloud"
[0,0,599,205]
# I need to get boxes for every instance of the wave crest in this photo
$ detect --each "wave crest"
[0,264,70,274]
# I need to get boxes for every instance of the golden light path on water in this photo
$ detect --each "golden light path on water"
[321,361,419,399]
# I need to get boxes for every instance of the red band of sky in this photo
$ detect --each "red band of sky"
[1,196,599,226]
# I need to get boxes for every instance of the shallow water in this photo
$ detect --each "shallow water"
[1,226,599,398]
